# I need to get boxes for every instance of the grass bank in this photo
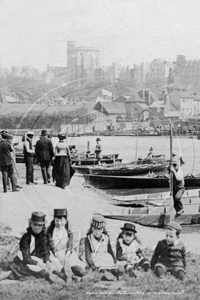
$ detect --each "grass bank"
[0,233,200,300]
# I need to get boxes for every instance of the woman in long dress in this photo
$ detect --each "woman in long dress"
[54,133,71,189]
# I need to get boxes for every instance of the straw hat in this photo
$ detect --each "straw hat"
[27,131,34,136]
[91,215,105,229]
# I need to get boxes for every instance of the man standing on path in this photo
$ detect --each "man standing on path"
[24,131,36,185]
[169,156,185,216]
[0,131,19,193]
[94,138,102,165]
[35,130,54,184]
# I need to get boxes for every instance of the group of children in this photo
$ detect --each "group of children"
[0,210,187,284]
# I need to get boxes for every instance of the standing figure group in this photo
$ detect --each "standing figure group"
[22,130,74,189]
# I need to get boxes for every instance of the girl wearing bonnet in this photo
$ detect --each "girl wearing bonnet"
[85,215,122,281]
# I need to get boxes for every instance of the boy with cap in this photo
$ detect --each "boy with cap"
[116,223,150,277]
[151,222,186,281]
[168,156,185,216]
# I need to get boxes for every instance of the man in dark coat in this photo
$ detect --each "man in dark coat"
[24,131,36,185]
[0,131,19,193]
[35,130,54,184]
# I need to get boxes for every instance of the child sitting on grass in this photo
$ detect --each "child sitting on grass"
[116,223,150,277]
[47,208,88,281]
[151,222,186,281]
[0,212,66,284]
[85,215,121,281]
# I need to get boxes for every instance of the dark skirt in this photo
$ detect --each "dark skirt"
[54,156,71,188]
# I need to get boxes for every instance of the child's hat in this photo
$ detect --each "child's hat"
[91,215,105,229]
[166,222,182,232]
[121,223,137,233]
[29,212,47,224]
[54,209,68,217]
[96,138,101,141]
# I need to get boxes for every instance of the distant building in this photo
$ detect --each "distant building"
[174,59,200,93]
[95,89,113,102]
[114,95,130,103]
[67,41,100,83]
[125,94,147,121]
[132,62,149,86]
[11,65,41,79]
[93,101,126,130]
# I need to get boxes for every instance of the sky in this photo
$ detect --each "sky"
[1,0,200,71]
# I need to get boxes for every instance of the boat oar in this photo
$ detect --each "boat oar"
[169,123,175,221]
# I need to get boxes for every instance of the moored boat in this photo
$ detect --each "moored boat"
[98,203,200,234]
[83,173,200,190]
[15,152,121,165]
[88,162,167,176]
[111,189,200,207]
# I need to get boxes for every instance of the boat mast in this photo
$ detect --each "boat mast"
[170,122,174,221]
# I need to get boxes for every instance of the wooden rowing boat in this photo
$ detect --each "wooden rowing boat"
[88,162,167,176]
[111,189,200,207]
[99,203,200,233]
[83,173,200,190]
[15,152,121,166]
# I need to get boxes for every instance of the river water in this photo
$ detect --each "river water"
[15,134,200,175]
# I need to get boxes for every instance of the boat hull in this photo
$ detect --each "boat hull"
[100,203,200,233]
[83,174,200,189]
[102,214,200,234]
[88,163,167,176]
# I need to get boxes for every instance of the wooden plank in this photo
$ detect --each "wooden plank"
[112,189,200,202]
[103,212,200,227]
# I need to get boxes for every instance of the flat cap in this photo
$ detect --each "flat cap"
[166,222,182,232]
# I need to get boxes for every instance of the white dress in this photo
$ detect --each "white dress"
[52,227,86,269]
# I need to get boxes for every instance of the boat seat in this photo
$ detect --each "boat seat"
[183,204,200,214]
[182,198,192,205]
[130,207,148,214]
[149,206,168,215]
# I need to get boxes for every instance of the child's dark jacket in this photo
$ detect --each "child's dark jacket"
[19,227,50,265]
[151,239,186,269]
